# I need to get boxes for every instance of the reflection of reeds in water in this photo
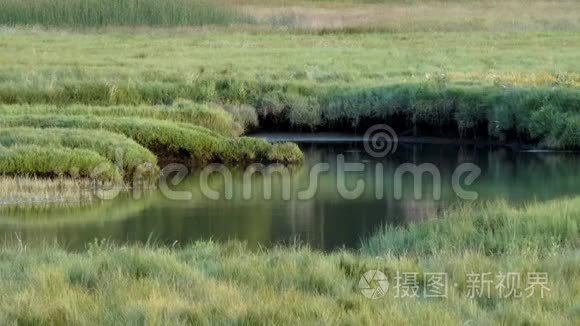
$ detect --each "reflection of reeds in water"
[0,186,154,227]
[0,176,97,206]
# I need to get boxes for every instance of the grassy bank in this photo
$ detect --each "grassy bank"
[0,101,301,185]
[0,115,302,165]
[0,198,577,324]
[0,102,250,137]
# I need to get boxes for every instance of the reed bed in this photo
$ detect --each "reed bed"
[0,0,251,27]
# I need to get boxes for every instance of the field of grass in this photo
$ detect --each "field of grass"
[0,1,578,324]
[0,198,577,325]
[1,27,579,148]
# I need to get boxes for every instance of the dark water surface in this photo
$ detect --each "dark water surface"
[1,141,579,251]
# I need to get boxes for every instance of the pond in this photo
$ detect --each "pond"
[1,138,579,251]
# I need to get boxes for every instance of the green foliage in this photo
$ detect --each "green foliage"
[0,0,251,27]
[0,145,121,182]
[362,198,580,256]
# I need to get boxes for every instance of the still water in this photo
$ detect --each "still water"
[1,140,579,251]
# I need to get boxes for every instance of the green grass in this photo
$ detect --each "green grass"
[0,1,577,323]
[0,198,577,325]
[0,30,578,148]
[0,102,245,137]
[362,199,580,256]
[0,145,121,183]
[0,0,251,27]
[0,127,158,181]
[0,114,303,165]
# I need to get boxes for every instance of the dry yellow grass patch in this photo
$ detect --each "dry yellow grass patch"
[237,0,580,32]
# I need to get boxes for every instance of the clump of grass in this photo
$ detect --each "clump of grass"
[0,114,301,165]
[0,127,158,180]
[0,0,251,27]
[0,145,121,183]
[267,142,304,163]
[0,103,243,137]
[362,198,580,256]
[223,104,260,131]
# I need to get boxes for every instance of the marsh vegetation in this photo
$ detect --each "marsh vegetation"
[0,1,578,324]
[0,199,577,325]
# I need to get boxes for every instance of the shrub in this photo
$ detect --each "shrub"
[528,105,569,140]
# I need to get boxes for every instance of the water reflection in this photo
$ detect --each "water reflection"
[0,142,578,251]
